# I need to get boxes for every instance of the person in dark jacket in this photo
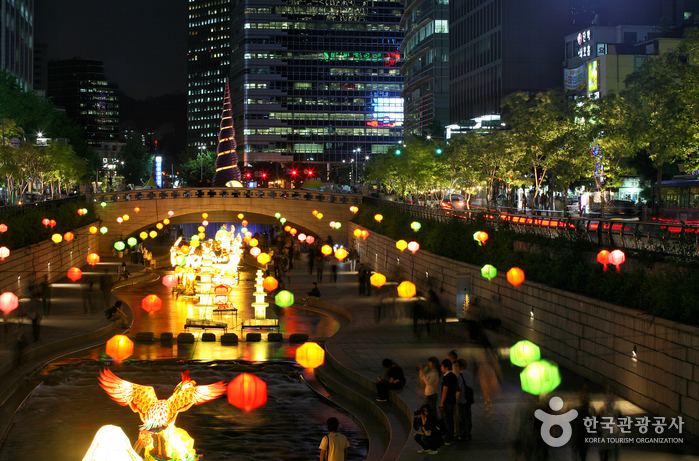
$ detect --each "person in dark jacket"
[376,358,406,401]
[413,404,443,454]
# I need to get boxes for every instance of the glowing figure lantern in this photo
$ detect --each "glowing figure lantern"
[510,340,541,367]
[90,226,98,234]
[481,264,497,280]
[117,217,124,224]
[228,373,267,412]
[51,233,63,244]
[114,241,126,252]
[64,232,75,242]
[106,335,134,364]
[349,206,359,213]
[156,223,164,230]
[257,253,271,265]
[296,342,325,369]
[82,425,141,461]
[374,214,383,223]
[238,213,244,219]
[507,267,526,287]
[298,233,307,242]
[396,240,408,252]
[397,281,416,299]
[306,235,315,244]
[100,226,108,234]
[0,224,6,233]
[353,229,362,238]
[335,248,348,261]
[134,207,141,213]
[150,231,158,239]
[321,245,333,256]
[252,269,270,319]
[139,231,148,240]
[127,237,137,247]
[0,247,8,261]
[474,231,489,246]
[263,276,278,292]
[411,221,422,232]
[67,267,82,282]
[141,294,162,313]
[87,253,100,266]
[0,292,19,313]
[597,250,610,272]
[275,290,295,308]
[250,247,261,257]
[370,272,386,288]
[520,359,561,395]
[407,241,420,253]
[162,275,177,288]
[168,210,174,217]
[609,249,626,273]
[42,218,50,227]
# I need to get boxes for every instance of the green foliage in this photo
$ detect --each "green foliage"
[179,148,217,186]
[119,135,154,186]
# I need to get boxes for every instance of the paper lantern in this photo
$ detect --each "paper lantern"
[63,232,75,242]
[370,272,386,288]
[150,231,158,239]
[360,230,369,239]
[49,219,57,228]
[250,238,259,247]
[411,221,422,232]
[609,249,626,273]
[257,253,271,265]
[321,245,332,256]
[139,231,148,240]
[481,264,497,280]
[116,217,124,224]
[374,214,383,222]
[275,213,281,219]
[114,241,126,251]
[284,225,291,232]
[250,247,261,257]
[397,281,416,299]
[162,274,177,288]
[127,237,137,247]
[312,210,319,216]
[474,231,489,246]
[123,214,130,221]
[238,213,244,219]
[228,373,267,412]
[87,253,100,266]
[100,202,107,208]
[106,335,134,363]
[202,220,209,227]
[168,210,174,217]
[280,217,287,224]
[163,218,170,225]
[82,208,88,215]
[275,290,295,308]
[141,294,163,313]
[263,276,279,292]
[190,239,200,248]
[134,207,140,213]
[0,224,6,233]
[89,226,98,234]
[202,212,209,219]
[243,235,251,243]
[296,342,325,369]
[100,226,108,234]
[198,226,205,233]
[242,220,248,226]
[396,240,408,252]
[350,206,359,213]
[0,247,10,261]
[0,292,19,314]
[335,248,348,261]
[315,214,322,220]
[353,229,362,238]
[51,233,63,244]
[175,255,186,266]
[289,228,297,236]
[334,222,342,229]
[241,227,248,234]
[214,284,230,297]
[407,241,420,253]
[67,267,83,282]
[180,245,190,254]
[329,221,336,229]
[77,209,84,216]
[597,250,610,272]
[510,340,541,367]
[506,267,525,287]
[298,233,307,242]
[305,235,315,244]
[154,223,162,230]
[520,359,561,395]
[42,218,50,227]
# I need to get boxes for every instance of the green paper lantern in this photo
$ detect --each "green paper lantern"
[334,222,341,229]
[127,237,138,247]
[114,241,126,251]
[520,359,561,395]
[510,340,541,367]
[100,226,108,234]
[82,208,88,215]
[280,217,287,224]
[275,290,295,308]
[481,264,497,280]
[275,213,281,219]
[100,202,107,208]
[175,255,187,266]
[190,235,199,242]
[411,221,422,231]
[241,227,248,234]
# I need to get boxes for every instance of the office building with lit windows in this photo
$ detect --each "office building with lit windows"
[187,0,405,167]
[400,0,450,136]
[46,59,119,147]
[1,0,33,90]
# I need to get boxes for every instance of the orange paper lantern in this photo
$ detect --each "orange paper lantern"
[0,247,10,261]
[284,225,291,232]
[228,373,267,412]
[353,229,362,238]
[370,272,387,288]
[63,232,75,242]
[597,250,610,272]
[77,209,84,216]
[89,226,98,234]
[312,210,318,216]
[507,267,525,287]
[49,220,56,228]
[250,238,259,247]
[242,220,248,226]
[163,218,170,225]
[87,253,100,266]
[141,294,162,313]
[162,274,177,288]
[133,207,140,213]
[321,245,332,256]
[296,342,325,369]
[156,222,164,230]
[105,335,134,363]
[397,281,416,299]
[67,267,83,282]
[0,292,19,314]
[289,228,297,236]
[360,230,369,239]
[263,276,279,292]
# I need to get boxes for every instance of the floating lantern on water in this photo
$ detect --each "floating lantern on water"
[321,245,332,256]
[374,214,383,223]
[407,241,420,253]
[42,218,50,227]
[0,224,6,233]
[481,264,497,280]
[162,274,177,288]
[397,281,416,299]
[168,210,174,217]
[0,247,9,261]
[520,359,561,395]
[141,294,163,313]
[257,253,271,265]
[510,340,541,367]
[250,247,261,257]
[116,217,124,224]
[411,221,422,232]
[228,373,267,412]
[105,335,134,364]
[350,206,359,213]
[396,240,408,252]
[64,232,75,242]
[87,253,100,266]
[335,248,348,261]
[89,226,98,234]
[263,276,278,292]
[127,237,137,247]
[305,235,315,244]
[370,273,386,288]
[67,267,82,282]
[156,223,164,230]
[100,226,108,234]
[507,267,525,287]
[139,231,148,240]
[0,292,19,314]
[474,231,489,246]
[51,233,63,244]
[597,250,610,272]
[134,207,140,214]
[275,290,295,308]
[296,342,325,369]
[609,249,626,273]
[114,241,126,252]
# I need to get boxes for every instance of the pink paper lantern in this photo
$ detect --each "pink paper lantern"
[0,292,19,314]
[162,274,177,288]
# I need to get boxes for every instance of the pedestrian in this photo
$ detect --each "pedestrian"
[363,265,372,296]
[39,275,51,317]
[413,404,443,455]
[447,349,458,366]
[307,248,315,275]
[598,391,622,461]
[439,359,458,445]
[454,358,474,441]
[118,262,130,281]
[81,276,95,314]
[358,263,367,295]
[304,282,321,305]
[572,385,594,461]
[478,347,502,417]
[135,241,143,264]
[330,257,338,282]
[375,358,406,402]
[418,357,441,412]
[316,255,325,282]
[319,417,349,461]
[14,323,27,367]
[28,294,42,342]
[99,269,112,309]
[348,246,359,272]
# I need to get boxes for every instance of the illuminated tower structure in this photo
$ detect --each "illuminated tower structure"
[212,79,242,186]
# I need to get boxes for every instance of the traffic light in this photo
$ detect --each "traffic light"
[291,169,298,176]
[246,172,252,178]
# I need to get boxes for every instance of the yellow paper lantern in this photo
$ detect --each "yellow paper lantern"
[316,212,323,219]
[149,231,157,239]
[250,238,259,247]
[139,231,148,240]
[89,226,98,234]
[321,244,332,256]
[335,248,348,261]
[296,342,325,369]
[163,218,170,225]
[370,272,387,288]
[257,253,271,265]
[312,210,318,216]
[397,281,416,299]
[396,240,408,252]
[353,229,362,238]
[202,212,209,219]
[374,214,383,222]
[51,233,63,244]
[198,232,206,240]
[156,223,164,230]
[198,226,205,233]
[123,214,130,221]
[238,213,244,219]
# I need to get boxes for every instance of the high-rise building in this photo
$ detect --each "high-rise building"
[1,0,33,90]
[399,0,450,137]
[187,0,405,170]
[33,41,47,97]
[47,59,119,147]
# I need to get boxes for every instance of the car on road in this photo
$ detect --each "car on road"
[440,194,466,210]
[604,199,638,217]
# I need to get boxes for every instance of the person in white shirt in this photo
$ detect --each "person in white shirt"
[418,356,441,412]
[319,417,349,461]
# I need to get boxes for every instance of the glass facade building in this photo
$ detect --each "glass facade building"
[188,0,405,166]
[400,0,450,136]
[1,0,33,90]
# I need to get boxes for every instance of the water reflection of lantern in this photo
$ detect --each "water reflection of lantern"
[238,213,244,219]
[374,214,383,222]
[507,267,525,286]
[250,238,259,247]
[156,223,164,230]
[141,294,163,313]
[0,223,7,233]
[474,231,489,246]
[67,267,83,282]
[134,207,141,213]
[64,232,75,242]
[306,235,315,244]
[349,206,359,213]
[250,247,262,257]
[0,292,19,313]
[0,247,9,261]
[163,218,170,225]
[87,253,100,266]
[296,342,325,369]
[597,250,610,272]
[335,248,348,261]
[139,231,148,240]
[127,237,137,247]
[397,281,416,299]
[51,233,63,244]
[105,335,134,364]
[608,250,625,273]
[298,233,307,242]
[360,230,369,239]
[407,241,420,253]
[275,290,295,308]
[42,218,50,227]
[162,274,177,288]
[520,359,561,395]
[353,229,362,238]
[150,231,158,239]
[168,210,174,217]
[396,240,408,252]
[257,253,271,265]
[411,221,421,232]
[100,226,108,234]
[116,217,124,224]
[114,241,125,252]
[90,226,98,234]
[481,264,497,280]
[321,245,332,256]
[370,273,386,288]
[228,373,267,412]
[263,276,278,292]
[510,340,541,367]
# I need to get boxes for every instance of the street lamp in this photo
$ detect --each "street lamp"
[198,145,205,181]
[353,148,360,185]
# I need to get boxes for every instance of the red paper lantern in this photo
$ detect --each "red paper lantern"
[597,250,610,272]
[305,235,315,244]
[228,373,267,412]
[67,267,83,282]
[105,335,134,363]
[0,292,19,314]
[0,247,9,261]
[77,209,84,216]
[0,223,6,233]
[407,241,420,253]
[242,220,248,227]
[49,219,56,228]
[42,218,50,227]
[162,274,177,288]
[134,207,141,214]
[63,232,75,242]
[263,276,279,292]
[507,267,525,287]
[214,284,230,297]
[475,231,489,246]
[87,253,100,266]
[608,249,626,273]
[141,295,162,313]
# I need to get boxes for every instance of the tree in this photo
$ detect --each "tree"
[178,148,216,186]
[119,135,153,186]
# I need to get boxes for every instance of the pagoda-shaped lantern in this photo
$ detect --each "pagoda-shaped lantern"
[251,269,269,320]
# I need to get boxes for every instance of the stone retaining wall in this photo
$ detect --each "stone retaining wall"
[350,223,699,434]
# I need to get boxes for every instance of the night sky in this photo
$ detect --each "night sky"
[34,0,187,99]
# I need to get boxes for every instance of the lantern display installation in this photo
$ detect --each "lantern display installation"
[397,281,416,299]
[296,342,325,369]
[411,221,422,232]
[370,272,386,289]
[89,226,98,234]
[162,274,177,288]
[321,245,333,256]
[105,335,134,364]
[0,247,10,261]
[0,292,19,314]
[257,253,271,265]
[608,249,626,273]
[407,241,420,254]
[42,218,50,227]
[51,233,63,244]
[474,231,489,246]
[63,232,75,242]
[481,264,497,280]
[0,223,6,233]
[116,217,124,224]
[305,235,315,244]
[134,207,141,214]
[353,229,362,238]
[67,267,83,282]
[114,241,126,252]
[396,240,408,252]
[87,253,100,266]
[360,230,369,240]
[127,237,138,247]
[100,226,108,234]
[335,248,348,261]
[228,373,267,412]
[298,233,307,242]
[374,214,383,223]
[274,290,295,308]
[250,247,262,257]
[349,206,358,214]
[597,250,610,272]
[520,359,561,395]
[506,267,525,287]
[139,231,148,240]
[141,294,163,313]
[263,276,279,292]
[510,340,541,367]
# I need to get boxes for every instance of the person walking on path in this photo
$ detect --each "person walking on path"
[13,323,27,367]
[307,248,316,275]
[413,404,443,455]
[376,358,406,402]
[81,276,95,314]
[418,357,441,412]
[478,345,503,417]
[135,241,143,264]
[454,358,474,441]
[348,246,359,272]
[316,255,325,282]
[319,417,349,461]
[28,294,42,342]
[330,257,338,282]
[39,275,51,317]
[439,359,458,444]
